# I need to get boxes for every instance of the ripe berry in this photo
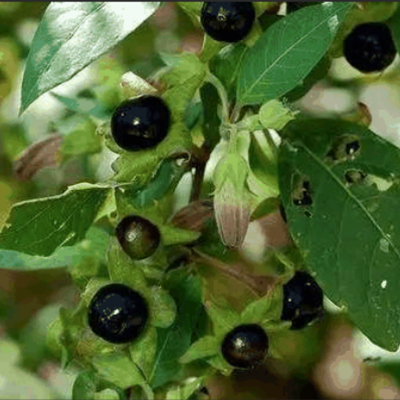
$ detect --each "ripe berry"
[343,22,396,73]
[281,271,324,330]
[111,95,171,151]
[88,283,149,344]
[200,2,256,43]
[116,215,161,260]
[221,324,269,369]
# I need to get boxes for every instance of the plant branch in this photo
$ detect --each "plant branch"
[191,248,277,296]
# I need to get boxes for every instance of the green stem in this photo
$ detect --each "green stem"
[206,72,230,124]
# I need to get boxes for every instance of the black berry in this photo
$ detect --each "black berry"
[221,324,269,369]
[200,2,256,43]
[343,22,396,73]
[116,215,161,260]
[88,283,149,344]
[281,271,324,330]
[111,95,171,151]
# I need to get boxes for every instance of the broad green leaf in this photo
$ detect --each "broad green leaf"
[209,43,248,101]
[20,2,160,114]
[179,336,219,364]
[106,238,148,293]
[149,286,177,328]
[129,325,157,381]
[279,118,400,351]
[0,183,111,256]
[92,353,145,390]
[237,2,353,105]
[149,270,203,388]
[72,372,125,400]
[52,93,111,121]
[0,226,108,271]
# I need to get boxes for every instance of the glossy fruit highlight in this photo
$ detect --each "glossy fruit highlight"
[221,324,269,369]
[200,2,256,43]
[281,271,324,330]
[111,95,171,151]
[88,283,149,344]
[116,215,161,260]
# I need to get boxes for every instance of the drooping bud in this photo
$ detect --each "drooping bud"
[213,153,251,249]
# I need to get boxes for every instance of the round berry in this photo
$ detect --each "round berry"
[221,324,269,369]
[343,22,396,73]
[88,283,149,344]
[281,271,324,330]
[111,95,171,151]
[200,2,256,43]
[116,215,161,260]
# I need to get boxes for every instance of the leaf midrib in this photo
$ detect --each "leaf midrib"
[299,143,400,262]
[24,2,107,110]
[240,2,350,103]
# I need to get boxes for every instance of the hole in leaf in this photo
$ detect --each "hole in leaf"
[304,210,312,218]
[292,179,313,207]
[345,170,366,185]
[326,135,361,163]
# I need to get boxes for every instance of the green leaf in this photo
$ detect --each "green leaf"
[159,53,207,119]
[179,336,219,364]
[0,183,111,256]
[58,115,102,160]
[52,93,111,121]
[20,2,160,114]
[94,389,120,400]
[159,225,200,247]
[204,295,241,338]
[165,377,204,400]
[240,286,283,324]
[149,286,177,328]
[176,3,202,26]
[149,270,203,388]
[92,353,145,390]
[279,118,400,351]
[199,82,221,149]
[106,238,148,293]
[72,371,125,400]
[209,43,248,101]
[237,2,353,105]
[129,325,157,381]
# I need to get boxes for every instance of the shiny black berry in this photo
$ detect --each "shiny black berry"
[221,324,269,369]
[111,95,171,151]
[281,271,324,330]
[343,22,397,73]
[116,215,161,260]
[200,2,256,43]
[88,283,149,344]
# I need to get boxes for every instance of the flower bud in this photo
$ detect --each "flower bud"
[259,99,297,131]
[213,153,251,249]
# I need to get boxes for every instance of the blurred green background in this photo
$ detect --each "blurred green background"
[0,2,400,399]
